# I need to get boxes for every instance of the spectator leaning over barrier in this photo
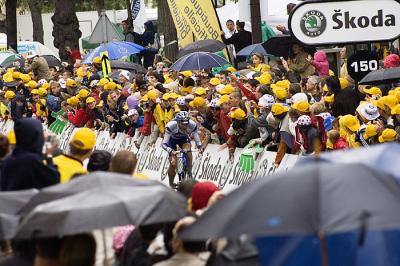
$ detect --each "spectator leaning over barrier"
[53,128,96,183]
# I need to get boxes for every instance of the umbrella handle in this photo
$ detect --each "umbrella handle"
[318,230,330,266]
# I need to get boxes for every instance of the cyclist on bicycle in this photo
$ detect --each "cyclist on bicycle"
[162,111,204,187]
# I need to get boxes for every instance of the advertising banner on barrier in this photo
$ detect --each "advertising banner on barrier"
[0,121,299,193]
[289,0,400,45]
[166,0,195,47]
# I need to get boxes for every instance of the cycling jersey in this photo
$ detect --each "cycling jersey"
[162,120,202,153]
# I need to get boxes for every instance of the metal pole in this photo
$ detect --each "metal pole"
[250,0,262,43]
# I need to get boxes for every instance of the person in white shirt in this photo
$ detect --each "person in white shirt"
[225,19,237,64]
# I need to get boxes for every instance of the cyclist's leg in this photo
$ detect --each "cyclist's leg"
[182,142,193,178]
[168,154,177,187]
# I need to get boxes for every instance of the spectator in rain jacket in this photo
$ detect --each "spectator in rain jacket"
[1,118,59,191]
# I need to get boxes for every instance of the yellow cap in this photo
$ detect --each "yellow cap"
[363,124,377,139]
[3,75,14,83]
[67,96,79,106]
[273,86,288,100]
[292,100,310,113]
[379,128,397,143]
[140,95,149,102]
[271,104,289,116]
[164,78,173,84]
[31,89,39,95]
[364,87,382,96]
[180,87,193,94]
[193,97,206,107]
[12,72,21,79]
[38,87,47,96]
[93,56,101,64]
[98,78,109,87]
[7,130,16,145]
[217,94,230,106]
[340,115,360,132]
[162,93,171,101]
[229,108,246,120]
[70,128,96,150]
[104,81,117,90]
[194,87,207,96]
[4,90,16,99]
[382,95,398,110]
[180,71,193,78]
[209,77,221,86]
[276,80,290,90]
[391,104,400,115]
[20,74,31,83]
[27,80,38,89]
[339,78,349,89]
[218,84,234,95]
[169,92,180,99]
[226,66,237,72]
[147,89,158,101]
[372,98,385,110]
[86,97,96,104]
[324,94,335,103]
[66,79,77,88]
[41,83,50,90]
[255,75,271,85]
[78,89,90,98]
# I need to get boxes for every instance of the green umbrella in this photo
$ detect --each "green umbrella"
[239,144,264,173]
[0,52,23,68]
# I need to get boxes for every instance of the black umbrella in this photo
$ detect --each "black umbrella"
[359,67,400,85]
[110,60,146,73]
[0,189,38,240]
[177,40,226,59]
[19,171,162,216]
[181,162,400,240]
[16,185,187,239]
[262,35,316,59]
[0,189,38,214]
[42,55,62,68]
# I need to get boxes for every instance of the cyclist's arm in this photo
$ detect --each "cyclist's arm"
[161,127,173,153]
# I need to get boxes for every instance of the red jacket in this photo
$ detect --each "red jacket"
[238,82,257,101]
[139,111,153,136]
[71,50,82,62]
[68,108,94,127]
[216,110,231,143]
[334,137,348,150]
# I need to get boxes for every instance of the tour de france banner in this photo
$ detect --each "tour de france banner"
[0,120,299,193]
[289,0,400,45]
[166,0,194,47]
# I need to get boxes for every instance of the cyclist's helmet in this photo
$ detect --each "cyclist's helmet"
[175,111,190,124]
[176,97,186,106]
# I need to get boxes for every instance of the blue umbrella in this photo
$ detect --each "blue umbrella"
[170,52,230,72]
[236,43,271,57]
[297,143,400,181]
[82,41,144,64]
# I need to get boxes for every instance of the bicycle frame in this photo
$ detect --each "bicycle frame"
[176,149,188,182]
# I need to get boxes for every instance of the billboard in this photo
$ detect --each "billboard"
[289,0,400,45]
